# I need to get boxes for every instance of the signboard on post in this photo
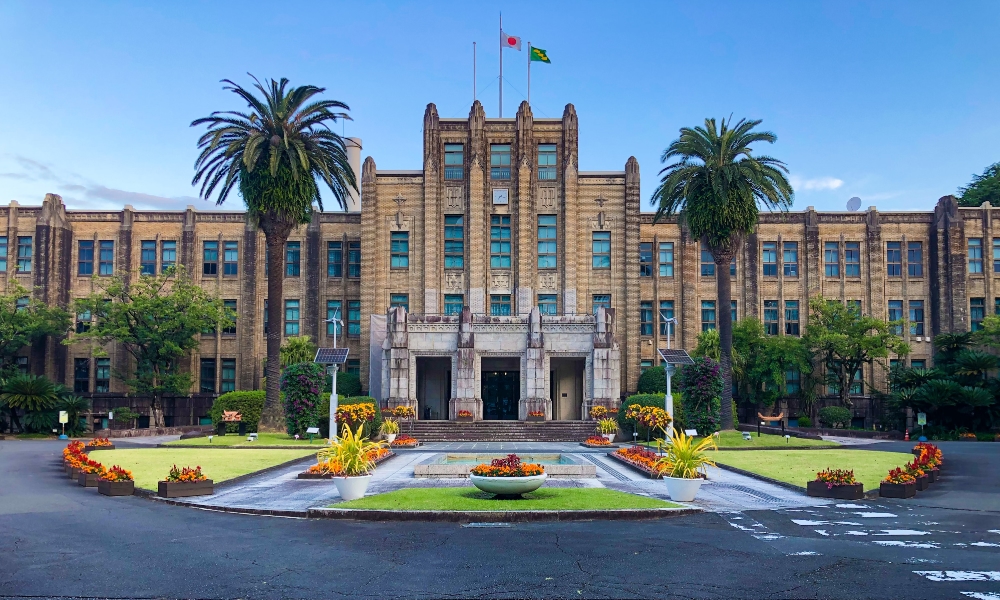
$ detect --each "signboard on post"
[917,412,927,426]
[58,411,68,424]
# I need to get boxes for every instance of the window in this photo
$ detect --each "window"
[491,294,512,316]
[908,241,923,277]
[76,311,91,334]
[200,359,216,393]
[971,297,985,331]
[886,241,902,277]
[701,301,716,331]
[16,237,31,272]
[730,256,737,277]
[263,299,268,335]
[659,300,674,336]
[537,215,557,269]
[390,232,409,268]
[538,294,557,315]
[783,241,798,276]
[327,300,342,336]
[996,297,1000,316]
[762,242,777,276]
[96,240,114,275]
[658,242,674,277]
[74,358,89,393]
[223,241,238,275]
[785,370,801,395]
[284,300,300,336]
[348,241,361,277]
[444,215,465,269]
[848,299,862,315]
[888,300,904,335]
[15,297,28,312]
[538,143,557,180]
[221,359,236,393]
[161,240,176,272]
[785,300,800,335]
[968,238,983,274]
[763,300,779,335]
[592,295,611,314]
[731,300,737,323]
[911,359,926,370]
[700,242,715,277]
[222,300,237,334]
[592,232,610,269]
[140,241,156,275]
[78,240,94,276]
[909,300,925,336]
[390,294,409,312]
[850,367,863,395]
[490,215,511,268]
[824,242,839,277]
[285,241,301,276]
[0,236,7,272]
[203,241,219,276]
[327,241,343,277]
[641,360,653,373]
[444,143,464,180]
[444,294,464,315]
[348,300,361,336]
[95,358,110,393]
[639,243,653,277]
[16,356,28,375]
[640,301,653,335]
[346,359,360,376]
[845,241,861,277]
[490,144,511,179]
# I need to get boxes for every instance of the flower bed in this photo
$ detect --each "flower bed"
[84,437,115,451]
[880,467,916,498]
[390,434,419,448]
[806,468,863,499]
[526,410,545,422]
[609,445,664,478]
[456,409,474,422]
[582,435,612,447]
[470,454,544,477]
[158,465,213,498]
[98,465,135,496]
[469,455,546,497]
[959,432,977,441]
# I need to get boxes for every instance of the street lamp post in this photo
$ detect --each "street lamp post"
[659,311,679,437]
[323,311,344,442]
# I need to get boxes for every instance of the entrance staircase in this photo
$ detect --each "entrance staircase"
[407,420,596,442]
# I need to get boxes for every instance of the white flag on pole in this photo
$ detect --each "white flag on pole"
[502,31,521,50]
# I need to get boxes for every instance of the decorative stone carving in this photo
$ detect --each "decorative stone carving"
[539,187,557,210]
[491,271,511,292]
[538,272,557,290]
[445,187,464,211]
[445,271,463,291]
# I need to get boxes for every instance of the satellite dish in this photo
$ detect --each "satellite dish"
[847,197,862,212]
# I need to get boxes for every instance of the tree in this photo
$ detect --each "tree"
[1,375,59,433]
[732,318,812,408]
[958,161,1000,207]
[802,297,909,408]
[191,76,357,429]
[280,335,317,367]
[652,118,794,430]
[0,282,71,379]
[70,268,233,427]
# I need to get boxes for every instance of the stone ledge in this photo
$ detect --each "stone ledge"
[307,506,701,522]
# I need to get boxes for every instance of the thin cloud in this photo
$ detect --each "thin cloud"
[790,175,845,191]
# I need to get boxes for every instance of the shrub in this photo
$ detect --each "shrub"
[210,391,265,433]
[324,371,363,397]
[617,393,684,439]
[280,362,325,437]
[678,357,723,434]
[797,415,813,428]
[317,395,382,439]
[818,406,852,429]
[637,366,667,394]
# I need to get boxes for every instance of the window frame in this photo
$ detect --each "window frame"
[968,238,984,274]
[537,215,557,269]
[444,294,464,316]
[284,299,300,336]
[78,240,94,276]
[490,144,511,180]
[700,242,715,277]
[886,241,902,277]
[658,242,674,277]
[784,300,800,335]
[639,242,653,277]
[444,215,465,269]
[592,231,611,269]
[327,241,343,278]
[888,300,904,335]
[908,241,923,277]
[762,242,777,277]
[203,241,219,276]
[592,295,611,314]
[971,297,985,331]
[537,143,557,181]
[390,293,409,313]
[74,357,90,394]
[200,358,216,394]
[140,240,156,275]
[537,294,558,316]
[490,215,512,269]
[444,143,464,180]
[490,294,512,316]
[390,231,410,269]
[639,301,653,336]
[348,300,361,336]
[783,241,799,277]
[844,241,861,277]
[824,241,839,277]
[222,300,237,335]
[220,358,236,393]
[160,240,176,273]
[285,241,301,277]
[347,241,361,278]
[909,300,925,336]
[223,241,238,276]
[326,300,343,336]
[763,300,779,335]
[701,300,717,332]
[0,236,8,273]
[95,357,110,393]
[16,236,31,273]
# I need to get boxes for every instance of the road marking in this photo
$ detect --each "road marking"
[914,571,1000,582]
[463,522,511,528]
[874,541,939,549]
[789,551,820,556]
[874,530,931,536]
[970,542,1000,547]
[854,512,897,518]
[961,593,1000,599]
[791,519,863,526]
[835,503,867,508]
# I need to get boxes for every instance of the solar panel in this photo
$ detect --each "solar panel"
[314,348,349,365]
[658,348,694,365]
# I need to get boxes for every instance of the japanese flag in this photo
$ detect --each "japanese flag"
[502,31,521,50]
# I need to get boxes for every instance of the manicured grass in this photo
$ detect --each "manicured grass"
[90,448,316,490]
[712,449,913,490]
[333,487,681,511]
[166,432,324,447]
[639,431,838,449]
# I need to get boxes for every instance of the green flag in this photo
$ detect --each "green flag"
[530,46,551,63]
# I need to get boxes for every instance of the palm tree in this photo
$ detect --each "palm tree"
[280,335,318,367]
[652,118,794,430]
[191,76,357,429]
[1,375,59,433]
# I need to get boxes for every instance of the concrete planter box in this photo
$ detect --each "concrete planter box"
[806,481,864,500]
[879,482,916,498]
[525,415,546,422]
[77,472,101,487]
[84,444,115,452]
[927,468,940,482]
[98,480,134,496]
[157,480,214,498]
[332,475,372,501]
[914,474,930,491]
[456,415,475,423]
[69,467,82,480]
[470,473,547,497]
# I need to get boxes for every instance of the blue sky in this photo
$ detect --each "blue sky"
[1,1,998,213]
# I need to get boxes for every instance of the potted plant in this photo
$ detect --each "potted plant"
[526,410,545,422]
[379,418,399,444]
[84,437,115,452]
[98,465,135,496]
[589,406,609,420]
[158,465,214,498]
[318,423,387,501]
[456,409,474,423]
[904,461,929,491]
[77,458,104,487]
[470,454,546,498]
[880,467,916,498]
[652,430,717,502]
[596,418,619,443]
[583,435,611,447]
[807,469,864,500]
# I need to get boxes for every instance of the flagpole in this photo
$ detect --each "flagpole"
[473,41,477,104]
[499,13,503,118]
[527,43,531,105]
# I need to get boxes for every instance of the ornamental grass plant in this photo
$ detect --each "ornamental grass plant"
[317,423,386,477]
[596,418,619,435]
[379,418,400,436]
[653,430,717,479]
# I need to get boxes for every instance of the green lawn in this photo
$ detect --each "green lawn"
[333,487,681,511]
[712,449,913,490]
[89,448,316,490]
[166,432,324,447]
[639,431,837,449]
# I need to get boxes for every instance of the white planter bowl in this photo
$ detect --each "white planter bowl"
[601,433,616,443]
[384,433,397,444]
[663,476,704,502]
[332,475,372,501]
[470,473,547,496]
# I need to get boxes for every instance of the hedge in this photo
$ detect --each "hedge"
[818,406,852,429]
[637,366,669,394]
[617,393,684,441]
[210,391,265,433]
[317,395,382,439]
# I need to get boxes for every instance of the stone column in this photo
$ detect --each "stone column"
[515,101,534,315]
[561,104,580,314]
[449,307,482,419]
[422,104,441,314]
[384,306,415,414]
[591,307,621,412]
[520,307,550,419]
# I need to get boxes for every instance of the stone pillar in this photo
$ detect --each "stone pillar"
[520,307,550,419]
[591,307,621,412]
[384,306,415,414]
[622,157,641,393]
[515,101,534,315]
[449,306,482,419]
[359,156,378,390]
[422,104,441,314]
[561,104,580,314]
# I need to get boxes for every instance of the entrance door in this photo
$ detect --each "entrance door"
[482,371,519,420]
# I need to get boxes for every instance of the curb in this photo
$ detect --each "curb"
[306,506,702,522]
[130,453,316,499]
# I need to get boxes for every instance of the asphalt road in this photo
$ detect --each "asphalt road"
[1,439,998,600]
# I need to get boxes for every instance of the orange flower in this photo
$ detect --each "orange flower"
[391,435,419,447]
[457,410,473,418]
[585,435,611,446]
[165,465,207,483]
[100,465,133,482]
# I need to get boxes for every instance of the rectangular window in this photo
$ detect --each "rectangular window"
[15,297,28,312]
[199,359,216,394]
[886,241,902,277]
[537,294,557,316]
[390,293,409,312]
[763,300,779,335]
[140,240,156,275]
[911,359,926,370]
[284,300,300,336]
[730,256,737,277]
[74,358,90,393]
[348,300,361,336]
[0,236,7,272]
[848,299,862,315]
[996,297,1000,316]
[161,240,176,273]
[223,241,238,275]
[326,300,342,336]
[783,241,799,277]
[968,238,983,274]
[731,300,737,323]
[784,300,800,335]
[490,215,511,268]
[845,241,861,277]
[592,231,610,269]
[444,215,465,269]
[888,300,904,335]
[263,299,268,335]
[908,241,923,277]
[701,300,717,331]
[490,294,512,316]
[850,367,863,395]
[537,215,557,269]
[909,300,925,336]
[444,143,464,180]
[658,242,674,277]
[16,237,31,273]
[76,310,91,334]
[785,369,801,395]
[203,241,219,276]
[444,294,464,315]
[346,358,360,376]
[824,241,839,277]
[700,242,715,277]
[640,301,653,335]
[538,143,557,180]
[327,241,343,277]
[95,357,110,393]
[490,144,511,179]
[971,297,985,331]
[98,241,114,276]
[641,360,653,373]
[221,358,236,393]
[78,240,94,276]
[639,243,653,277]
[592,295,611,314]
[390,231,409,268]
[16,356,28,375]
[762,242,777,276]
[348,241,361,278]
[285,241,301,276]
[222,300,237,334]
[659,300,674,336]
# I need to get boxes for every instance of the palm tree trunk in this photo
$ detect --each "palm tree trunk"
[716,255,735,431]
[261,231,290,431]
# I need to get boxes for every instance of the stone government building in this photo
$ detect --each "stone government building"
[4,100,989,427]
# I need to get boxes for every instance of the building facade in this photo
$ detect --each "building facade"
[3,100,991,425]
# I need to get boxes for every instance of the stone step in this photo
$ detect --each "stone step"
[406,421,598,441]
